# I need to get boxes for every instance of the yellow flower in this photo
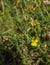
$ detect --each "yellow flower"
[31,37,39,47]
[43,44,47,49]
[35,38,39,43]
[31,42,38,47]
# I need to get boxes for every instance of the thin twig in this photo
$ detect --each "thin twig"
[1,0,4,12]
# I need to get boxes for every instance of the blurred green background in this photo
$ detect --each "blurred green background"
[0,0,50,65]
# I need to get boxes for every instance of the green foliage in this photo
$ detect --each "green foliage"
[0,0,50,65]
